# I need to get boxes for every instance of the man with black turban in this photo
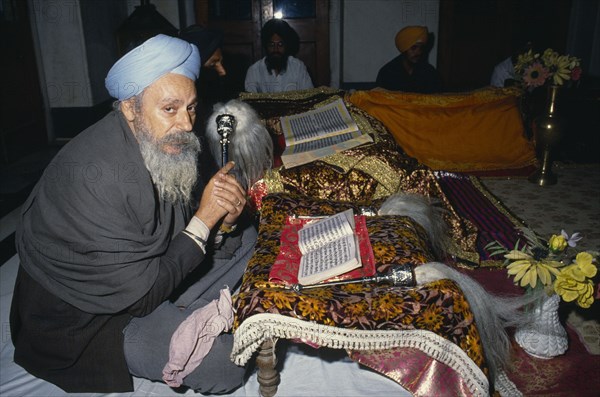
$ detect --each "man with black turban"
[180,24,226,77]
[10,34,256,394]
[179,24,229,176]
[376,26,442,93]
[245,18,314,93]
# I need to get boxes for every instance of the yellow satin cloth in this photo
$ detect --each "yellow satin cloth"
[348,87,536,172]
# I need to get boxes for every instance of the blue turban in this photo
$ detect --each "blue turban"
[105,34,200,100]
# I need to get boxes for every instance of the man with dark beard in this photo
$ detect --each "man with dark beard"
[376,26,442,93]
[10,34,256,394]
[245,18,313,93]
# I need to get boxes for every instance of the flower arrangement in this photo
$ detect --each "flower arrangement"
[514,48,582,89]
[486,228,598,308]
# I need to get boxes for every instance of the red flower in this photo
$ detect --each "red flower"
[571,66,582,81]
[523,62,550,88]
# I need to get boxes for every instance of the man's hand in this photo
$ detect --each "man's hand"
[194,162,246,230]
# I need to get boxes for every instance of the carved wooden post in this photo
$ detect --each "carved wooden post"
[256,338,280,397]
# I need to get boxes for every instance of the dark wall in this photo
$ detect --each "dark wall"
[438,0,573,92]
[1,0,48,164]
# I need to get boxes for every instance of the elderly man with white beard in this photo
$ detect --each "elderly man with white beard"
[10,35,257,394]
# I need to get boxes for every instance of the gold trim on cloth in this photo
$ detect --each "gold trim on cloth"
[243,88,481,262]
[471,176,529,230]
[239,86,344,102]
[364,86,525,107]
[470,176,537,268]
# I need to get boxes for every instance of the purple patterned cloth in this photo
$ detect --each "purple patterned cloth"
[436,173,523,261]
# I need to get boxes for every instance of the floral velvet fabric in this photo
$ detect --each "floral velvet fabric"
[232,193,488,378]
[240,87,480,264]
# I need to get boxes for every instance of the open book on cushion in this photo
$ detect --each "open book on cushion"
[269,209,376,286]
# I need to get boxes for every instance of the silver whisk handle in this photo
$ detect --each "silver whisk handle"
[216,114,236,166]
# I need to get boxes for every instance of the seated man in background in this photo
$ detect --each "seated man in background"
[376,26,442,93]
[180,24,230,114]
[180,24,227,78]
[245,18,313,93]
[10,34,257,394]
[490,29,539,87]
[490,53,517,88]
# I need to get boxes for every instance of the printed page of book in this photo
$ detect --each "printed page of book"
[297,209,362,285]
[281,98,359,146]
[298,209,355,253]
[281,132,373,169]
[298,233,361,285]
[269,215,376,286]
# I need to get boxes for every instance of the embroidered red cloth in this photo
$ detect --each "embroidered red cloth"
[269,214,376,285]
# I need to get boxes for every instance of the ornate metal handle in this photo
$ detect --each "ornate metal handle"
[216,114,236,166]
[286,263,416,292]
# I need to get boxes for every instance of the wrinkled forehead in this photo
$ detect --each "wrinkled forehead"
[140,73,198,104]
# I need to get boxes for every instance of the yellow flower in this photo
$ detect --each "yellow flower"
[505,250,561,289]
[574,252,597,277]
[514,48,582,89]
[576,282,595,308]
[553,55,573,85]
[552,252,596,308]
[491,229,596,309]
[548,234,568,253]
[541,48,559,68]
[554,276,595,308]
[515,50,536,72]
[504,250,533,260]
[561,252,597,282]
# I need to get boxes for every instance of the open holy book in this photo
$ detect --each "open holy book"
[280,98,373,169]
[297,209,361,284]
[269,209,376,286]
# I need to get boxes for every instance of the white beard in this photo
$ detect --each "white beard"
[134,118,201,206]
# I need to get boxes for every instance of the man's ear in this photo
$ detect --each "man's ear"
[120,99,137,122]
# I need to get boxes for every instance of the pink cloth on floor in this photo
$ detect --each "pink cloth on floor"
[162,287,234,387]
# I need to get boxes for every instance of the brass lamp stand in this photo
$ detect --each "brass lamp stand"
[528,85,564,186]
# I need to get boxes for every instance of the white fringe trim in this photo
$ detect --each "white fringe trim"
[495,370,523,397]
[232,313,489,397]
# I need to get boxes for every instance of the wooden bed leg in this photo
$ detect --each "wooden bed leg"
[256,338,280,397]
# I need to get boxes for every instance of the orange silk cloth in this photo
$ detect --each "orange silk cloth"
[348,87,536,172]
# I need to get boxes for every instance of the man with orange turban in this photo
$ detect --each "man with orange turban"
[376,26,442,93]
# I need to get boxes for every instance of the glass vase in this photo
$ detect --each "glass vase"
[514,293,568,359]
[528,85,565,186]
